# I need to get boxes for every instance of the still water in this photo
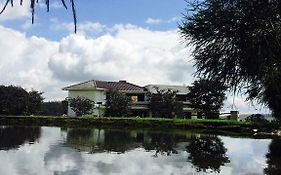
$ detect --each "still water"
[0,126,279,175]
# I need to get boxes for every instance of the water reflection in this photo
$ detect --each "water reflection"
[264,139,281,175]
[0,126,41,150]
[186,135,230,173]
[44,144,83,175]
[65,128,187,155]
[0,126,273,175]
[143,132,180,157]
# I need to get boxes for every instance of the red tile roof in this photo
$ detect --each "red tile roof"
[63,80,144,92]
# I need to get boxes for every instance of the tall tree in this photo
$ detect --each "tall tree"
[105,90,130,117]
[27,90,44,114]
[148,88,178,118]
[180,0,281,119]
[187,79,227,117]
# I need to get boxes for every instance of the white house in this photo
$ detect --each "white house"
[63,80,192,117]
[62,80,146,117]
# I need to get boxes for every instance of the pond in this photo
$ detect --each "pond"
[0,126,280,175]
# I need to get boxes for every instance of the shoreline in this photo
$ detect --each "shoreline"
[0,116,279,138]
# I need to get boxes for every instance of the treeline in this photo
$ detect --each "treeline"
[0,85,43,115]
[0,85,67,116]
[40,101,68,116]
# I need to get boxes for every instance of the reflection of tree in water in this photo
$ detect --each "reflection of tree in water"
[66,128,140,153]
[143,132,178,157]
[103,130,140,153]
[186,135,230,173]
[66,128,102,153]
[0,126,41,150]
[264,139,281,175]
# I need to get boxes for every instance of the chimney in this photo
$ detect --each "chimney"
[119,80,127,83]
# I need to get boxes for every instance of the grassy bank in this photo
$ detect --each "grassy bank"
[0,115,258,130]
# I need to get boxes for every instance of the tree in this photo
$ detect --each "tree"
[40,101,67,116]
[187,79,227,117]
[148,88,179,118]
[0,0,77,32]
[27,90,44,114]
[0,85,44,115]
[180,0,281,119]
[186,135,230,173]
[0,85,29,115]
[105,90,130,117]
[68,96,95,116]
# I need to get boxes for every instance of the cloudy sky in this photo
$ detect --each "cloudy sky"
[0,0,269,114]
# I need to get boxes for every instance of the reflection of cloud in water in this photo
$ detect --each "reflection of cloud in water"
[221,136,271,175]
[0,127,63,175]
[44,144,82,174]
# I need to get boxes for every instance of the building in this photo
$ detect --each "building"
[63,80,192,117]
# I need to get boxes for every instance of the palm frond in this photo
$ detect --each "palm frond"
[0,0,77,33]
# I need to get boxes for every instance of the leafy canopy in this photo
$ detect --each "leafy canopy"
[187,79,227,115]
[0,85,44,115]
[105,90,130,117]
[148,87,179,118]
[68,96,95,117]
[180,0,281,118]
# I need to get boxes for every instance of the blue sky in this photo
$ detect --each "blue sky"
[2,0,186,39]
[0,0,269,114]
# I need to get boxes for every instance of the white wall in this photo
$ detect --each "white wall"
[67,90,106,117]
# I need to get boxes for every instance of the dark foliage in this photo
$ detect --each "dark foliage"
[148,88,179,118]
[27,90,44,114]
[143,132,178,157]
[186,135,230,173]
[0,0,77,33]
[0,85,28,115]
[105,90,130,117]
[0,126,41,150]
[245,114,269,124]
[187,79,227,116]
[264,139,281,175]
[180,0,281,119]
[68,96,95,116]
[0,85,43,115]
[40,101,67,116]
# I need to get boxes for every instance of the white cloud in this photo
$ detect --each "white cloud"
[0,26,63,100]
[145,18,162,24]
[145,16,181,25]
[50,18,106,34]
[49,1,64,9]
[0,1,30,21]
[48,24,193,86]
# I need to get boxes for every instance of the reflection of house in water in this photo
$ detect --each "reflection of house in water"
[0,126,41,150]
[64,128,193,155]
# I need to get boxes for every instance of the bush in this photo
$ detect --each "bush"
[245,114,269,124]
[68,97,95,117]
[105,90,130,117]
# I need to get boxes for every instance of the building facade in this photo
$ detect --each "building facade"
[63,80,192,117]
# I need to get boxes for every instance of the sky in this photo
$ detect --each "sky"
[0,0,270,114]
